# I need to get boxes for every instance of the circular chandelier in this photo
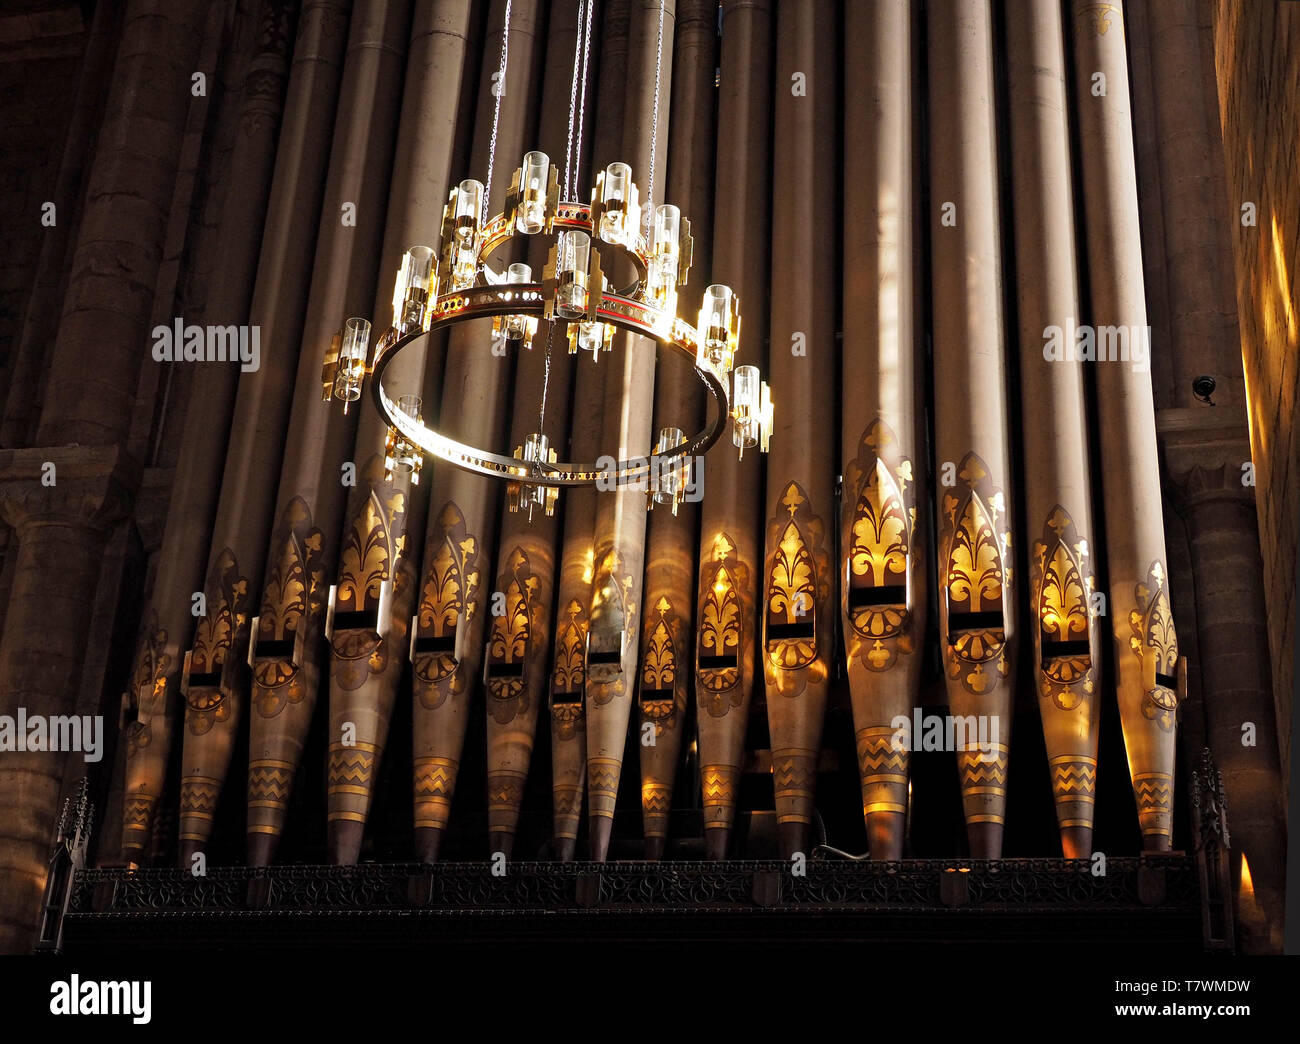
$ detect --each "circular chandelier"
[319,3,771,521]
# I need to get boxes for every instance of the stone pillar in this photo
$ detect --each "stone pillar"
[0,0,209,954]
[927,0,1017,858]
[1129,0,1286,953]
[693,0,770,862]
[1006,0,1103,858]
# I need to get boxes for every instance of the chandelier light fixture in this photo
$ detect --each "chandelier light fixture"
[320,0,772,521]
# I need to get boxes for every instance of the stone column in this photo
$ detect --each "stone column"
[1130,0,1286,953]
[634,0,715,860]
[840,0,924,862]
[0,0,209,954]
[1006,0,1103,858]
[927,0,1017,858]
[693,0,770,861]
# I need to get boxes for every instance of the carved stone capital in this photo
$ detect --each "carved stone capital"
[0,445,140,533]
[1156,408,1255,511]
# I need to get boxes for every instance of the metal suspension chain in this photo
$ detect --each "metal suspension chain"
[645,0,666,234]
[484,0,514,221]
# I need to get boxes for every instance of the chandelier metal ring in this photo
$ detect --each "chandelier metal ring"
[370,283,730,488]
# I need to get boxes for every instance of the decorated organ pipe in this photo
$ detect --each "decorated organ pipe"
[1069,0,1182,850]
[483,0,590,860]
[545,0,636,861]
[119,0,306,863]
[1006,0,1103,860]
[761,0,837,861]
[635,0,715,860]
[325,0,473,865]
[693,0,772,861]
[174,1,371,865]
[410,0,545,865]
[926,0,1017,858]
[839,0,925,862]
[581,0,674,864]
[245,0,419,864]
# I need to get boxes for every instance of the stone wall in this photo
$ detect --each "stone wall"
[1212,0,1299,786]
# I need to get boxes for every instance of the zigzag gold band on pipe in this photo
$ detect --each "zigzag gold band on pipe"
[178,0,384,865]
[483,0,590,860]
[636,0,717,860]
[121,0,303,863]
[1069,0,1180,849]
[840,0,924,861]
[927,0,1018,859]
[325,0,475,865]
[692,0,771,862]
[1006,0,1103,859]
[410,0,545,866]
[246,0,424,866]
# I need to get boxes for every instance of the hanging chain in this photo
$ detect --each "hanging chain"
[564,0,587,200]
[484,0,514,221]
[645,0,666,234]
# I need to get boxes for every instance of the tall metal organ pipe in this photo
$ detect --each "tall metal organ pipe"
[120,0,310,863]
[839,0,925,862]
[410,0,544,865]
[761,0,837,861]
[1005,0,1104,859]
[581,0,675,863]
[693,0,771,861]
[926,0,1017,858]
[1069,0,1181,850]
[483,0,590,860]
[176,0,391,864]
[245,0,428,865]
[635,0,716,860]
[325,0,474,865]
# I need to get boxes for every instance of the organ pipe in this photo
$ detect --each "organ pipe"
[926,0,1017,858]
[484,0,590,860]
[120,0,307,862]
[410,0,544,865]
[175,0,373,864]
[1069,0,1181,849]
[581,0,676,863]
[839,0,925,861]
[693,0,771,860]
[245,0,421,865]
[635,0,716,860]
[325,0,473,865]
[761,0,837,861]
[1006,0,1103,859]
